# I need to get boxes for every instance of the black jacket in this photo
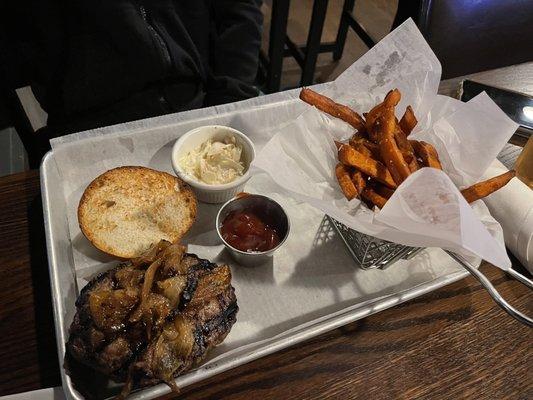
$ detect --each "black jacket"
[26,0,263,135]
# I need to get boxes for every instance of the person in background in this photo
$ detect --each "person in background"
[25,0,263,140]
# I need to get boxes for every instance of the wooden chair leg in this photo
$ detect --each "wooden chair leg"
[266,0,291,93]
[333,0,355,61]
[300,0,329,86]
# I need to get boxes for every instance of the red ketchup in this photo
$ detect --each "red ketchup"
[221,210,280,252]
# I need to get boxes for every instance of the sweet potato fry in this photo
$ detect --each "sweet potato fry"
[365,89,401,135]
[394,126,418,171]
[410,140,442,170]
[337,136,378,154]
[368,117,382,143]
[374,183,395,199]
[461,170,516,203]
[305,87,515,213]
[351,141,373,158]
[300,88,365,132]
[407,157,419,172]
[361,187,388,209]
[335,163,358,200]
[362,140,381,159]
[350,137,381,160]
[351,170,367,194]
[378,107,411,184]
[383,89,401,107]
[348,132,366,147]
[399,105,417,135]
[338,145,397,189]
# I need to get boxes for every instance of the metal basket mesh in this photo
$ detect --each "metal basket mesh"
[327,216,421,270]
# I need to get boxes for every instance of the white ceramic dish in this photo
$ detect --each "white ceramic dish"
[171,125,255,203]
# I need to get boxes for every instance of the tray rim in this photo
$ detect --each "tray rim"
[41,145,469,400]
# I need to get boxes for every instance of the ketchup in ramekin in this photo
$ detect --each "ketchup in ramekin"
[220,210,280,252]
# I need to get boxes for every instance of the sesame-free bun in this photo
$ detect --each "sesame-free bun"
[78,166,197,258]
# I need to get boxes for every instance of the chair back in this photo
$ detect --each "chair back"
[419,0,533,79]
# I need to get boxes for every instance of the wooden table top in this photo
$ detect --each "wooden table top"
[1,63,532,399]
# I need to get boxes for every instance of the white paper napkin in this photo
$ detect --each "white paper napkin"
[480,159,533,271]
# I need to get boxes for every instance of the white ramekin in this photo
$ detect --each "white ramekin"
[171,125,256,204]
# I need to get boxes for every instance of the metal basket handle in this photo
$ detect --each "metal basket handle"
[446,251,533,327]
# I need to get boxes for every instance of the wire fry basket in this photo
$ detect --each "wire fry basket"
[327,215,533,327]
[327,216,421,270]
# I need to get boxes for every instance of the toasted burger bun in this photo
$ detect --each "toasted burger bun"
[78,166,197,258]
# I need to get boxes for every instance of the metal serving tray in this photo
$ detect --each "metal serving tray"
[41,92,469,400]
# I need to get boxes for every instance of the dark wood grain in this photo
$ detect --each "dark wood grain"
[0,171,61,395]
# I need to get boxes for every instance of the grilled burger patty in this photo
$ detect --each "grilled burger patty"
[67,241,238,397]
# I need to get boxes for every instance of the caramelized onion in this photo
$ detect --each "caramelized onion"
[89,289,138,332]
[130,240,171,268]
[129,258,162,325]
